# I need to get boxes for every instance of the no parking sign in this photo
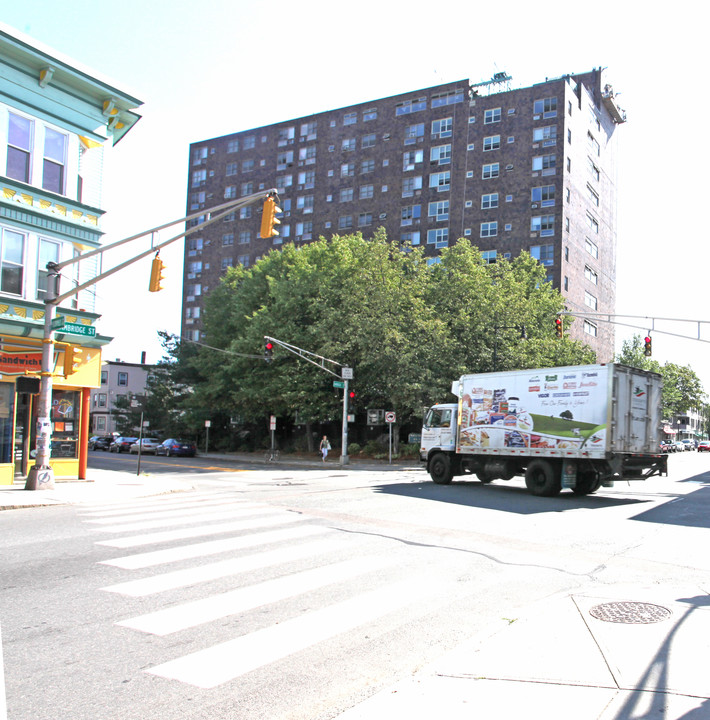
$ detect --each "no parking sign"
[385,411,396,424]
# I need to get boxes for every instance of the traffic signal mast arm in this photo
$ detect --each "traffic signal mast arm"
[263,335,345,378]
[557,310,710,345]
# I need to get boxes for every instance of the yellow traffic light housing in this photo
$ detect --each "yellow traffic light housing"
[555,316,564,338]
[644,335,652,357]
[62,345,82,377]
[260,197,282,239]
[149,255,165,292]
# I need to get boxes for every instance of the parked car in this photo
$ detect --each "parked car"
[155,438,197,457]
[89,435,113,451]
[681,439,695,451]
[660,440,674,453]
[697,440,710,452]
[129,438,161,454]
[672,440,686,452]
[109,436,138,453]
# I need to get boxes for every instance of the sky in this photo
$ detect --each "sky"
[3,0,710,387]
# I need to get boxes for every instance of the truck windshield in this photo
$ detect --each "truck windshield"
[426,408,452,428]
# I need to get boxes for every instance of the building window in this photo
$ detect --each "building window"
[483,135,501,151]
[533,97,558,119]
[191,169,206,187]
[532,155,556,174]
[427,228,449,248]
[585,265,598,285]
[584,320,598,337]
[0,226,24,295]
[363,109,377,122]
[585,238,599,259]
[222,233,234,246]
[117,372,128,386]
[481,250,497,264]
[482,163,499,179]
[584,291,598,310]
[586,213,599,234]
[298,170,315,188]
[342,138,356,152]
[277,151,294,170]
[6,113,33,183]
[340,188,354,202]
[240,181,254,196]
[480,221,498,238]
[402,176,422,197]
[221,257,233,271]
[481,193,499,210]
[341,163,355,177]
[343,112,357,125]
[431,89,464,107]
[530,244,554,266]
[428,200,449,221]
[362,133,376,148]
[401,231,420,245]
[431,118,453,139]
[484,108,501,124]
[531,215,555,236]
[243,136,255,150]
[237,255,250,267]
[401,204,421,226]
[531,185,555,207]
[587,184,600,206]
[42,127,67,194]
[404,123,425,143]
[224,185,237,199]
[37,238,59,300]
[396,97,426,116]
[429,171,450,191]
[239,231,251,244]
[227,139,239,153]
[338,215,353,230]
[361,159,375,174]
[358,212,373,227]
[588,157,600,181]
[359,184,374,200]
[430,144,451,165]
[403,149,423,170]
[533,126,557,145]
[297,195,314,213]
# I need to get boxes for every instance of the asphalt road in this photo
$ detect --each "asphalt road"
[2,452,709,719]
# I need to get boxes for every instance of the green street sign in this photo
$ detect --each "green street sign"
[50,316,66,330]
[62,322,97,337]
[333,380,345,389]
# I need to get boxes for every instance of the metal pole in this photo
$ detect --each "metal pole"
[136,411,144,476]
[341,379,349,465]
[25,263,60,490]
[388,422,392,464]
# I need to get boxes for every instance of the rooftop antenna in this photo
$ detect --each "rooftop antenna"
[470,70,512,96]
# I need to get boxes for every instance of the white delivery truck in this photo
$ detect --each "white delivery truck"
[420,364,667,496]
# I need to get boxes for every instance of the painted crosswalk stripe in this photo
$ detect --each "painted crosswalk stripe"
[79,491,239,515]
[100,525,333,570]
[95,513,306,549]
[102,535,354,596]
[119,555,393,636]
[146,577,425,688]
[90,506,288,534]
[82,498,260,521]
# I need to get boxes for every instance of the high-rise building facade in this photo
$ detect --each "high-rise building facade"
[184,68,625,360]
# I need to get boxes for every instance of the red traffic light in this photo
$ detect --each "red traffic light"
[265,342,273,350]
[348,390,355,399]
[264,340,274,362]
[555,317,563,338]
[644,336,652,357]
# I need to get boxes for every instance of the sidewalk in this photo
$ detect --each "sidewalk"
[0,451,422,510]
[335,586,710,719]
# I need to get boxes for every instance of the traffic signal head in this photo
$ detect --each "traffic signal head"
[260,196,282,239]
[555,316,563,338]
[348,389,356,408]
[62,345,82,377]
[264,340,274,363]
[149,255,165,292]
[644,335,652,357]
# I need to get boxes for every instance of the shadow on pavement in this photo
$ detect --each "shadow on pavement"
[373,480,649,515]
[631,483,710,530]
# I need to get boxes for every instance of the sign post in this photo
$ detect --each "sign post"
[385,411,396,464]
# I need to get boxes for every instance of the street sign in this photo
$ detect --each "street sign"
[341,367,353,380]
[385,411,396,424]
[51,316,66,330]
[270,415,276,431]
[61,322,96,337]
[333,380,345,389]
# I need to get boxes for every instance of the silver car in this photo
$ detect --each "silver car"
[129,438,161,454]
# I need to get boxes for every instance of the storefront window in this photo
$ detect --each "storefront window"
[0,384,15,463]
[50,390,79,458]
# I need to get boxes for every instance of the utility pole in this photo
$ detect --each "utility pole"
[25,189,279,490]
[264,336,353,465]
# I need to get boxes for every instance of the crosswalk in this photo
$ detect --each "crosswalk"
[80,489,449,691]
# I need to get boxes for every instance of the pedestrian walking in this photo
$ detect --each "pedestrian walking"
[320,435,331,462]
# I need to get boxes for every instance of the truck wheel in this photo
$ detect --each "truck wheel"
[572,473,601,496]
[477,471,493,484]
[429,453,453,484]
[525,459,561,497]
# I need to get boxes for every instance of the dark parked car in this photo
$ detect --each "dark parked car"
[155,438,197,457]
[109,436,138,453]
[89,435,113,451]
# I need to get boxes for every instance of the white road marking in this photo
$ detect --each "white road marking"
[95,513,306,549]
[119,555,394,636]
[102,535,351,596]
[82,499,260,521]
[100,525,333,569]
[146,577,425,688]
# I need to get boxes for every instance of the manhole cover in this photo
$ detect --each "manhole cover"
[589,601,671,624]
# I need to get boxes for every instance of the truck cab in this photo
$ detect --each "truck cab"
[420,404,457,462]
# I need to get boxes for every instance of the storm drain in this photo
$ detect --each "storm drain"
[589,601,672,624]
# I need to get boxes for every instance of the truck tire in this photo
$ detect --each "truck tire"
[429,453,453,484]
[572,473,602,496]
[477,471,493,484]
[525,459,561,497]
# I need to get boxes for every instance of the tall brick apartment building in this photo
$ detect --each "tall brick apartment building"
[184,68,625,360]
